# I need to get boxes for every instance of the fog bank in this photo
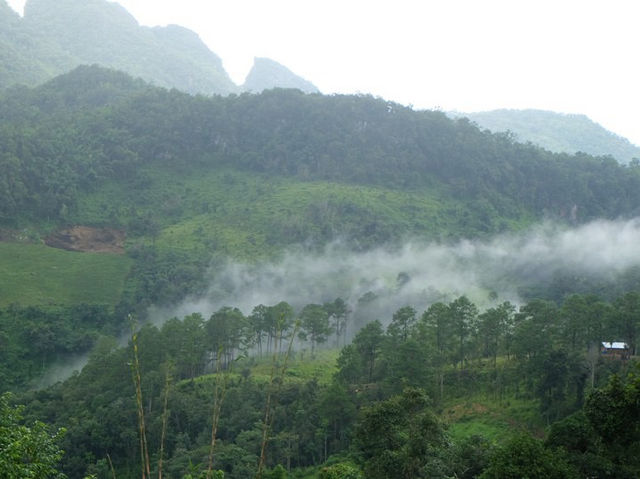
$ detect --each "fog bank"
[151,218,640,333]
[40,218,640,387]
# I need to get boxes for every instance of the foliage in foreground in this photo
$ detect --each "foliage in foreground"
[10,290,640,478]
[0,393,66,479]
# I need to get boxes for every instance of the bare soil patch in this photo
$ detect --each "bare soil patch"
[45,226,125,254]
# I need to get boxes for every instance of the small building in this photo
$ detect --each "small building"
[600,341,630,359]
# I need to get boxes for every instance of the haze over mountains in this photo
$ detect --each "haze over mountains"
[4,65,640,395]
[0,0,317,94]
[242,57,318,94]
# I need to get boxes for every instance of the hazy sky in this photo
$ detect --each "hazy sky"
[6,0,640,145]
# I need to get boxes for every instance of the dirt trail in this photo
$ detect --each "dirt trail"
[45,226,125,254]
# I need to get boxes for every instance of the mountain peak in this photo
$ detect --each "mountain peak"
[242,57,319,94]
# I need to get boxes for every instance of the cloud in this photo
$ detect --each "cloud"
[151,217,640,334]
[43,217,640,386]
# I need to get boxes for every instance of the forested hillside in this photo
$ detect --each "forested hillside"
[456,109,640,164]
[2,65,640,383]
[3,65,640,230]
[11,293,640,478]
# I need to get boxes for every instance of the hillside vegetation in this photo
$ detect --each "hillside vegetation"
[3,4,640,478]
[1,67,639,379]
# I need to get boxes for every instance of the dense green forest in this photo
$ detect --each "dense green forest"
[3,65,640,477]
[3,65,640,230]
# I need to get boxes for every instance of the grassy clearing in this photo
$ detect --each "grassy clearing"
[245,348,339,385]
[0,242,132,306]
[443,394,541,443]
[192,349,340,388]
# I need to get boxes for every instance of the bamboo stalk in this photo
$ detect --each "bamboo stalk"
[158,364,172,479]
[206,347,231,479]
[130,318,151,479]
[255,319,300,479]
[255,326,282,479]
[107,453,116,479]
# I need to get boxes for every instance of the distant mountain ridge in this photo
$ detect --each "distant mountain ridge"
[3,65,640,235]
[452,109,640,164]
[0,0,316,95]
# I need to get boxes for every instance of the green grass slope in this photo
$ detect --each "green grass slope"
[0,242,132,306]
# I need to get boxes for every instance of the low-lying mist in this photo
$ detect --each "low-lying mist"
[151,217,640,335]
[40,217,640,387]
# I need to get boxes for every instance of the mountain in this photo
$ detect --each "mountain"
[242,57,319,94]
[0,0,316,96]
[453,109,640,164]
[0,0,68,87]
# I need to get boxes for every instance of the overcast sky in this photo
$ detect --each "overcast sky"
[6,0,640,145]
